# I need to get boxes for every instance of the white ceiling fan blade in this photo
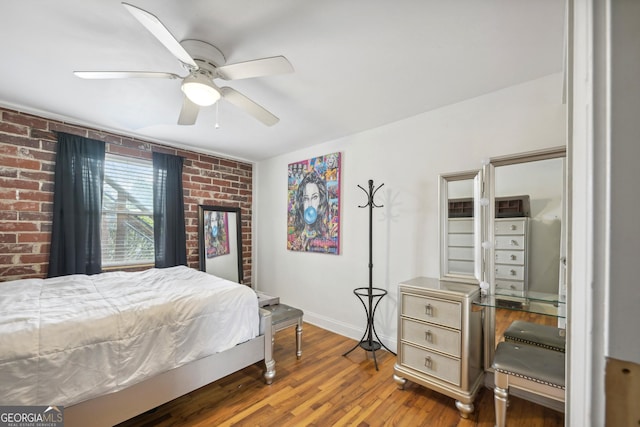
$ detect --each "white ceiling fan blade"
[178,96,200,125]
[220,87,279,126]
[216,56,293,80]
[122,2,197,68]
[74,71,180,79]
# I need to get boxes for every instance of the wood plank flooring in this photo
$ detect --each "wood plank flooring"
[118,321,564,427]
[495,307,560,345]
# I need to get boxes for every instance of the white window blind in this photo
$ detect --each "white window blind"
[101,153,155,267]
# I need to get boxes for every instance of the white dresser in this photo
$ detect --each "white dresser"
[446,218,474,276]
[494,217,529,296]
[393,277,483,418]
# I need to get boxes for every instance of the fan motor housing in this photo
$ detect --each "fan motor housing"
[180,39,226,72]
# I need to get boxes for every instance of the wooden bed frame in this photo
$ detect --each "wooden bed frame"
[64,308,275,427]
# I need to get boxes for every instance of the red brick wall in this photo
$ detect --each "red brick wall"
[0,107,253,283]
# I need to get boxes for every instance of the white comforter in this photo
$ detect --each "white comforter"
[0,266,259,407]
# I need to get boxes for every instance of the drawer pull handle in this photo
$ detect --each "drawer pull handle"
[510,254,516,260]
[510,284,516,290]
[424,304,433,316]
[510,224,517,230]
[424,356,433,369]
[510,239,518,246]
[425,330,433,343]
[510,269,517,276]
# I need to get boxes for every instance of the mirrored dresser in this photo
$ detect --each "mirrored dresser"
[393,277,484,418]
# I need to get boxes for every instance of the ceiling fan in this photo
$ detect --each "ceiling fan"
[74,2,294,126]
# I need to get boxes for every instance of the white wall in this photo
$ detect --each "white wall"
[254,73,566,350]
[608,0,640,366]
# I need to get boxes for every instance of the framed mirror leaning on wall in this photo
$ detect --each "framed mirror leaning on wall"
[439,170,482,284]
[481,146,568,375]
[198,205,244,283]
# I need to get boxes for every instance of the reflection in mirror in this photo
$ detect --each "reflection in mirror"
[482,147,567,372]
[494,158,565,296]
[198,205,243,283]
[439,170,481,284]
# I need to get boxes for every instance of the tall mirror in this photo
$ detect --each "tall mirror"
[439,170,482,284]
[198,205,244,283]
[482,146,567,372]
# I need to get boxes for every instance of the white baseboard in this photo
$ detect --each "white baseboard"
[302,309,398,354]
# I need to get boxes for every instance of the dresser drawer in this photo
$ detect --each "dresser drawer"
[447,260,474,275]
[402,294,461,329]
[495,219,526,235]
[448,246,474,261]
[495,235,525,250]
[401,318,461,357]
[495,250,525,265]
[495,279,525,293]
[448,218,473,233]
[448,233,474,247]
[400,342,461,386]
[495,265,525,281]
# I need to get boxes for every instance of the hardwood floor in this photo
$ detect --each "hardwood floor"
[495,307,561,345]
[118,322,564,427]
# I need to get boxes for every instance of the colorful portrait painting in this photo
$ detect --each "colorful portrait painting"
[287,152,341,254]
[205,211,230,258]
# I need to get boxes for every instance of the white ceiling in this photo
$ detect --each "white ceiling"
[0,1,565,162]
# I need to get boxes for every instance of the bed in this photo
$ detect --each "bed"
[0,266,275,427]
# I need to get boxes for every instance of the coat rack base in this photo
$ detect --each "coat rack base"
[359,341,382,352]
[343,287,396,370]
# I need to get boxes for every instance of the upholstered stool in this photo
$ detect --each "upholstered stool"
[492,342,565,427]
[503,320,566,352]
[262,304,304,359]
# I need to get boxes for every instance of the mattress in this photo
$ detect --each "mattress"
[0,266,259,407]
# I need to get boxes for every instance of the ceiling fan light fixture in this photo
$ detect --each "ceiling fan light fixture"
[181,73,220,106]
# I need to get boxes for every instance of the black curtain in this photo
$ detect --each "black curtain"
[48,132,105,278]
[152,152,187,268]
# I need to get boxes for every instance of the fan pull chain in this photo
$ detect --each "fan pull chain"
[215,102,220,129]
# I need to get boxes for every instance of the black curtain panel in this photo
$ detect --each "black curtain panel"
[152,152,187,268]
[48,132,105,278]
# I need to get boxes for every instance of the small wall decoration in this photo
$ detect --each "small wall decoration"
[287,152,341,254]
[204,210,230,258]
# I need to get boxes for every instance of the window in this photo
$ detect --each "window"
[101,153,154,267]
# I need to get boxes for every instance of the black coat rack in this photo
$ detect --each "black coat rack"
[343,179,396,370]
